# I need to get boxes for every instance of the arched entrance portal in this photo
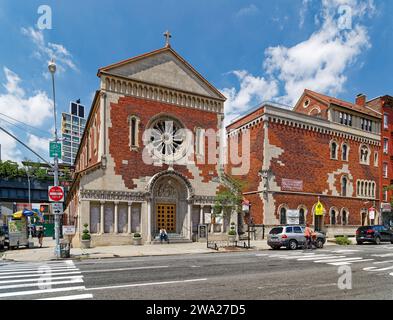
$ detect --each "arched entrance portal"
[150,173,191,240]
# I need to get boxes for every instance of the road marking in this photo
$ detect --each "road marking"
[0,271,82,280]
[190,265,201,268]
[0,268,78,276]
[0,266,77,273]
[331,250,360,253]
[255,254,269,256]
[0,275,83,285]
[363,265,393,272]
[37,293,93,300]
[0,278,84,290]
[314,257,367,263]
[296,255,346,261]
[373,260,393,264]
[81,266,169,273]
[371,253,393,257]
[0,285,86,298]
[328,259,374,266]
[87,278,207,291]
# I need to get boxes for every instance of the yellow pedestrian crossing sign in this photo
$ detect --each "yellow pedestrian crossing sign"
[315,201,324,216]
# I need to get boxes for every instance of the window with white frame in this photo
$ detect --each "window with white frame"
[195,127,205,156]
[357,179,376,198]
[359,145,370,164]
[383,163,388,178]
[341,176,348,197]
[129,116,140,149]
[384,138,389,154]
[384,188,388,202]
[384,114,389,129]
[330,140,338,160]
[342,143,348,161]
[374,151,379,167]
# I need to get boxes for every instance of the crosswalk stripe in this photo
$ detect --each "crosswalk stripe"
[296,255,346,261]
[314,257,366,263]
[1,261,74,268]
[0,266,77,273]
[37,293,93,300]
[0,271,81,280]
[328,259,374,266]
[0,285,86,298]
[363,265,393,272]
[373,260,393,264]
[0,268,78,276]
[0,278,84,290]
[0,275,83,285]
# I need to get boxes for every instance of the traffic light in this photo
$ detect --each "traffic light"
[40,204,49,214]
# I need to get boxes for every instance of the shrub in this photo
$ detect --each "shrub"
[82,224,91,241]
[335,236,351,245]
[228,229,237,236]
[133,232,141,238]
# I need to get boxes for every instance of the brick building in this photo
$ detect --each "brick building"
[65,43,226,246]
[226,89,382,236]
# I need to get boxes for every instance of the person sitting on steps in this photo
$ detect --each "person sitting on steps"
[159,228,169,244]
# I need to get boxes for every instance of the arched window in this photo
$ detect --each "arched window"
[360,145,370,164]
[330,209,337,225]
[129,116,140,149]
[342,143,348,161]
[342,209,348,225]
[342,176,348,197]
[330,141,338,160]
[280,207,287,225]
[299,208,305,225]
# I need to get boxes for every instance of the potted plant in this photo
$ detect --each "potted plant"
[228,222,237,242]
[133,232,142,245]
[81,223,91,249]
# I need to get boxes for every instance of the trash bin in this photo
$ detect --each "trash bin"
[60,242,70,258]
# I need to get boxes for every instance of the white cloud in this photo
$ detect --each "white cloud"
[0,67,53,161]
[221,70,278,126]
[222,0,375,123]
[21,26,78,75]
[26,134,51,157]
[236,4,259,17]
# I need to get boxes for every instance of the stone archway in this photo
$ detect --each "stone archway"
[148,171,193,240]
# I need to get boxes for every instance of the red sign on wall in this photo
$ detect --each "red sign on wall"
[281,179,303,192]
[48,186,64,202]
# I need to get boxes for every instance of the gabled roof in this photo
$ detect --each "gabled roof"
[98,46,226,101]
[303,89,381,118]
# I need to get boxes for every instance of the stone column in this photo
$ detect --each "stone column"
[199,205,204,224]
[147,200,152,243]
[221,208,225,234]
[188,202,192,240]
[127,201,132,234]
[210,206,214,233]
[114,201,119,234]
[100,200,105,234]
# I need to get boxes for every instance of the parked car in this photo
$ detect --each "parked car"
[356,225,393,245]
[267,225,326,250]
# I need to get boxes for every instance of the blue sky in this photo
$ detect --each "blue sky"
[0,0,392,162]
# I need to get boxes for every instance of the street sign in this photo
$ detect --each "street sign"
[49,142,62,158]
[369,207,376,220]
[287,210,300,225]
[46,169,65,177]
[62,225,76,235]
[48,186,64,202]
[315,201,324,216]
[51,202,63,215]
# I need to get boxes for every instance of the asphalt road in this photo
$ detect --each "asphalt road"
[1,244,393,300]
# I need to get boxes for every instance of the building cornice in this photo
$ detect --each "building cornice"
[100,73,224,114]
[228,104,381,146]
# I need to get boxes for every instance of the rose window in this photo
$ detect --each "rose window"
[148,118,186,160]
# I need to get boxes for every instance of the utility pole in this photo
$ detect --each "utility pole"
[48,60,61,259]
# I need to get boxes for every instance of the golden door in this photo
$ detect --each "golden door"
[156,204,176,232]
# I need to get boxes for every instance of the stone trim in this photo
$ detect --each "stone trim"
[146,170,194,198]
[193,195,216,205]
[227,104,381,146]
[101,74,224,114]
[80,189,147,202]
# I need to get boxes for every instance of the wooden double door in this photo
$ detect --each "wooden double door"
[156,204,176,232]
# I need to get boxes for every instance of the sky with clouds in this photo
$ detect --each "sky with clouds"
[0,0,392,163]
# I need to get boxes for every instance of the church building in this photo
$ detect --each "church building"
[65,35,226,246]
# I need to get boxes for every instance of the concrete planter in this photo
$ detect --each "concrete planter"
[228,235,236,243]
[81,239,91,249]
[133,237,142,245]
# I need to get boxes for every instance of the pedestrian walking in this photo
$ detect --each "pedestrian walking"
[304,223,312,250]
[159,228,169,244]
[37,226,44,248]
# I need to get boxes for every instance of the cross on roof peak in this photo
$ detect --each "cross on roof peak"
[163,30,172,47]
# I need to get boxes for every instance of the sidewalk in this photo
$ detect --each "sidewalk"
[0,237,338,262]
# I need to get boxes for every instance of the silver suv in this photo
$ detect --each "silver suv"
[267,225,326,250]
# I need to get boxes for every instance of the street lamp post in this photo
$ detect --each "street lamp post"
[48,60,61,259]
[24,166,33,244]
